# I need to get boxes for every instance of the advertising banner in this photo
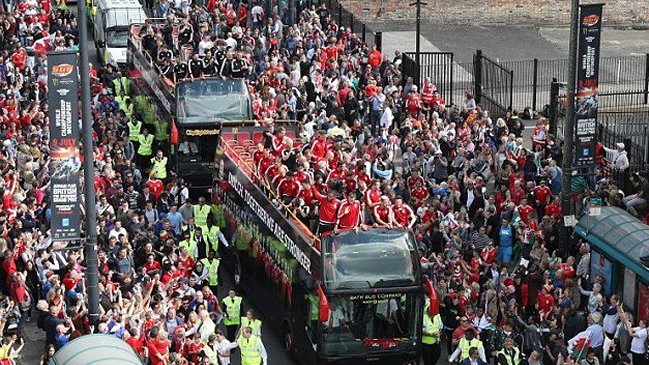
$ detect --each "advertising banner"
[590,251,613,295]
[574,4,603,168]
[48,51,81,241]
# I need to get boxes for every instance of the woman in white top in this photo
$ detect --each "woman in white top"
[621,304,648,365]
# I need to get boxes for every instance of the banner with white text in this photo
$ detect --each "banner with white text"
[48,51,81,241]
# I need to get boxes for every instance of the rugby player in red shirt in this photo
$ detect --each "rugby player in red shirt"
[392,196,417,229]
[335,191,366,233]
[373,196,395,228]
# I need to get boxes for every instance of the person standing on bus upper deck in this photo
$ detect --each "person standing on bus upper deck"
[189,53,205,81]
[277,171,301,205]
[334,191,366,233]
[392,196,417,229]
[272,127,292,156]
[314,189,340,235]
[373,196,395,228]
[173,58,189,84]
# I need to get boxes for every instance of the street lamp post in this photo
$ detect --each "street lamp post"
[409,0,427,86]
[78,0,100,327]
[560,0,580,245]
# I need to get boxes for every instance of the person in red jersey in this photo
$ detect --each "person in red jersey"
[421,77,437,107]
[277,171,301,204]
[272,126,293,157]
[407,169,425,190]
[533,179,552,217]
[335,191,366,233]
[545,195,562,218]
[311,130,330,161]
[365,180,382,210]
[405,85,422,117]
[315,190,340,234]
[392,196,417,229]
[257,152,275,177]
[517,198,534,224]
[410,181,430,208]
[146,172,164,200]
[373,196,395,228]
[252,143,267,164]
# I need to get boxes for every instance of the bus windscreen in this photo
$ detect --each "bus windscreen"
[176,79,248,124]
[322,229,418,290]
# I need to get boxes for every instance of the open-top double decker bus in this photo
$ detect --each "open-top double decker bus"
[127,20,252,189]
[213,124,435,365]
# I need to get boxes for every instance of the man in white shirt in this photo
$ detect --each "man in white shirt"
[108,220,128,240]
[196,309,216,342]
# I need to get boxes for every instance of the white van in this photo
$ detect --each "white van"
[92,0,147,68]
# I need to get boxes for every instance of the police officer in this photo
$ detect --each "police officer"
[200,249,220,292]
[221,289,243,341]
[422,303,443,365]
[449,329,486,363]
[496,338,521,365]
[239,309,262,338]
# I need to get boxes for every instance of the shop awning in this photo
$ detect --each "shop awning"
[575,206,649,283]
[51,334,142,365]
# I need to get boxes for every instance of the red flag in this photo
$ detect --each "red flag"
[170,118,179,145]
[316,284,329,322]
[424,277,440,316]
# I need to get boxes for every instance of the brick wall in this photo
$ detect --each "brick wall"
[340,0,649,27]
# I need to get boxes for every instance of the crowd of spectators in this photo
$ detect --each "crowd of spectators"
[0,0,645,364]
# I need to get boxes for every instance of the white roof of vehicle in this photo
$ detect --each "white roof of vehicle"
[98,0,143,10]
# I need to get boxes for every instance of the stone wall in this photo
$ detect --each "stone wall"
[339,0,649,27]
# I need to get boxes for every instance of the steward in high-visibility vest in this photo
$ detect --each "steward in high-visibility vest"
[113,74,131,97]
[120,99,134,121]
[222,289,243,341]
[200,250,220,288]
[422,304,443,365]
[150,151,168,180]
[496,338,521,365]
[179,231,197,259]
[194,196,211,231]
[127,119,142,142]
[239,310,262,338]
[236,327,266,365]
[137,130,154,157]
[450,329,485,363]
[153,119,169,144]
[205,218,221,253]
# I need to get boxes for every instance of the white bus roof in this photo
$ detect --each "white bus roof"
[97,0,143,10]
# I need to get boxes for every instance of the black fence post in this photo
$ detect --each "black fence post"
[362,23,366,43]
[644,53,649,104]
[532,58,539,111]
[375,32,382,51]
[338,3,342,25]
[450,53,454,106]
[509,70,514,112]
[474,49,483,105]
[328,0,332,10]
[350,13,354,32]
[623,137,632,193]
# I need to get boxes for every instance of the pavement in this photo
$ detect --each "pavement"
[384,23,649,61]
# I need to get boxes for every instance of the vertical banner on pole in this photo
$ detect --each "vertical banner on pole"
[574,4,603,168]
[48,51,82,241]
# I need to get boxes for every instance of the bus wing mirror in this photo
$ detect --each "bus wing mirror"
[316,284,329,322]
